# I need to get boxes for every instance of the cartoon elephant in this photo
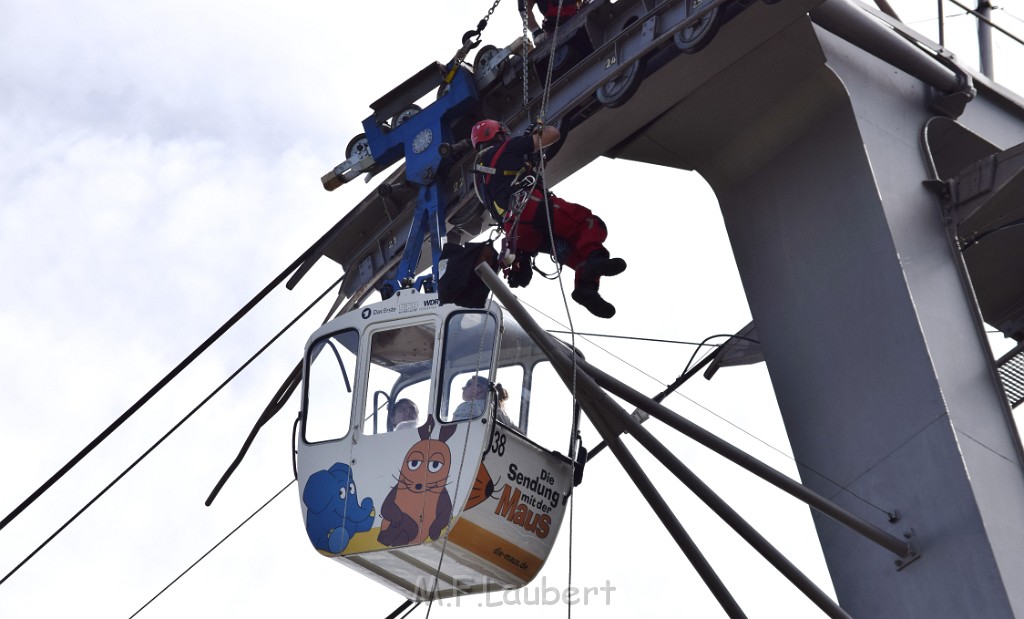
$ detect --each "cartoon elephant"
[303,462,375,554]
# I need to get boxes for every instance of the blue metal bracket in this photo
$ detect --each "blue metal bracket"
[365,65,479,296]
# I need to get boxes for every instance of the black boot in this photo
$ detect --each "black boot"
[578,250,627,282]
[572,281,616,318]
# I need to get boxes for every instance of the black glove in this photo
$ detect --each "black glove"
[505,250,535,288]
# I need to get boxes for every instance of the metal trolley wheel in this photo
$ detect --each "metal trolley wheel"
[473,44,500,75]
[674,4,722,54]
[596,18,646,109]
[345,133,371,161]
[392,105,421,128]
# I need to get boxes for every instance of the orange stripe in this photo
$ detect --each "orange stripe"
[447,518,543,581]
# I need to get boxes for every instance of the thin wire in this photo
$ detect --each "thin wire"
[547,329,758,347]
[905,11,973,25]
[526,5,584,614]
[681,333,752,376]
[423,421,476,615]
[961,216,1024,250]
[566,471,575,619]
[0,225,341,534]
[945,0,1024,47]
[521,298,895,518]
[538,0,565,120]
[516,0,579,454]
[548,25,582,619]
[0,274,343,587]
[531,0,578,433]
[1002,7,1024,27]
[424,310,494,617]
[129,480,296,618]
[527,299,678,383]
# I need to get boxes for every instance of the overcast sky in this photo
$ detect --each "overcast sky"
[2,1,1022,618]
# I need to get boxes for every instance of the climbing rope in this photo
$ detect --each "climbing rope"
[519,5,588,617]
[424,307,499,617]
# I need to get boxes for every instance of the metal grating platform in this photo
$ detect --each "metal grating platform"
[997,343,1024,410]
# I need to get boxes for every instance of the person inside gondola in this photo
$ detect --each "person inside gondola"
[494,383,514,426]
[389,398,419,431]
[453,375,514,425]
[471,119,626,318]
[453,375,490,421]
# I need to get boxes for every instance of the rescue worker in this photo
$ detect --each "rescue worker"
[524,0,581,38]
[523,1,592,78]
[471,118,626,318]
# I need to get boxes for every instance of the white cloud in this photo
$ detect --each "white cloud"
[2,1,1022,617]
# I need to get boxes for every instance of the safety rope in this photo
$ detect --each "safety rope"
[509,0,567,285]
[524,5,586,617]
[479,7,586,610]
[530,0,580,456]
[424,304,499,616]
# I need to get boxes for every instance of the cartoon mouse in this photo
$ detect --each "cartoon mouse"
[302,462,375,554]
[377,415,456,547]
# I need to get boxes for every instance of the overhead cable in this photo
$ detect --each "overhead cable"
[0,216,353,534]
[0,273,342,587]
[945,0,1024,47]
[128,481,295,618]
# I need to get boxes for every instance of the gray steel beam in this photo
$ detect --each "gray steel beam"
[478,264,852,617]
[569,347,854,619]
[318,0,1024,614]
[810,0,963,94]
[472,266,749,618]
[492,0,1024,615]
[620,11,1024,617]
[570,352,915,559]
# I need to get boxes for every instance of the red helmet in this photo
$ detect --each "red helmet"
[471,119,507,149]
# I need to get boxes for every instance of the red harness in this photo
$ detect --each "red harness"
[542,1,578,18]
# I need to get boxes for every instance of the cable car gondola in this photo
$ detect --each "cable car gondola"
[296,288,576,600]
[294,35,586,601]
